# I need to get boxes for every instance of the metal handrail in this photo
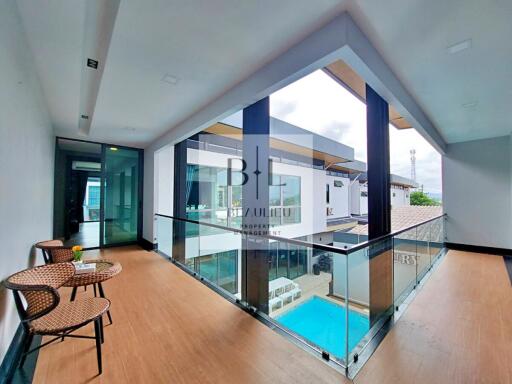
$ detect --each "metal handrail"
[346,214,446,253]
[154,213,349,254]
[154,213,446,255]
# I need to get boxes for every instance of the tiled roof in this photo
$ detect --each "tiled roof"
[348,206,443,236]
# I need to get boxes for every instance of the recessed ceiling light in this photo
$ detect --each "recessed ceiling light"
[447,39,472,54]
[161,73,179,85]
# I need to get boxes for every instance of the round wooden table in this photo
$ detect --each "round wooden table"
[64,259,122,324]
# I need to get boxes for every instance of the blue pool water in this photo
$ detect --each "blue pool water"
[276,296,369,359]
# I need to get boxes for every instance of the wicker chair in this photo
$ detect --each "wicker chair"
[34,240,65,264]
[4,263,110,374]
[34,241,120,324]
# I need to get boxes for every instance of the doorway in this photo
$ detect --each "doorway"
[54,138,143,249]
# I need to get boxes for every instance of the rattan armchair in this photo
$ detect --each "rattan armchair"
[4,263,110,374]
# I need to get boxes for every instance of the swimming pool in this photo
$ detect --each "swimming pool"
[276,296,369,359]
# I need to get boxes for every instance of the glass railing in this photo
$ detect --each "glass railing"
[155,213,445,372]
[156,215,244,298]
[393,216,445,308]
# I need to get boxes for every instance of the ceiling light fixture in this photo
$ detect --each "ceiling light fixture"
[447,39,472,54]
[110,147,118,151]
[161,73,179,85]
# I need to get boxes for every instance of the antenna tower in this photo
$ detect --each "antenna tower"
[410,149,416,182]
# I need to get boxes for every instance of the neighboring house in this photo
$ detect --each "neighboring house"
[182,116,426,295]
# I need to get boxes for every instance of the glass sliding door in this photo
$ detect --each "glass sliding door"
[102,146,142,246]
[54,138,102,249]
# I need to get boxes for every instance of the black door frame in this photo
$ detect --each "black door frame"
[54,136,144,250]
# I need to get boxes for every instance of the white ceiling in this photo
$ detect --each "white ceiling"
[16,0,512,147]
[348,0,512,143]
[16,0,85,137]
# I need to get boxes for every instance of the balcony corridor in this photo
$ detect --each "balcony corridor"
[355,250,512,384]
[31,247,512,383]
[31,246,348,384]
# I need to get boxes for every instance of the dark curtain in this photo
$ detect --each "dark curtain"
[185,164,196,206]
[76,172,89,223]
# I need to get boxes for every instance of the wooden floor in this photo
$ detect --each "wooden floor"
[32,248,512,384]
[64,222,99,248]
[355,250,512,384]
[32,246,348,384]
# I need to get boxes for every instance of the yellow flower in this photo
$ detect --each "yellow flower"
[72,245,83,252]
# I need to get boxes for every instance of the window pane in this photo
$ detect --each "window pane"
[283,207,301,224]
[230,214,242,229]
[289,244,299,279]
[269,242,278,281]
[216,168,228,209]
[218,250,237,294]
[232,185,242,208]
[199,254,218,284]
[103,147,140,245]
[269,207,282,226]
[88,185,100,207]
[298,248,308,276]
[282,176,300,206]
[277,242,288,278]
[269,175,281,206]
[216,186,227,209]
[230,170,243,186]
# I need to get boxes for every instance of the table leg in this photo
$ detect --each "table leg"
[70,287,78,301]
[98,282,113,325]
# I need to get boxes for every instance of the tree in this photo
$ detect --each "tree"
[410,191,440,206]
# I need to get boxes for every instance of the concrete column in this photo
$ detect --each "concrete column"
[366,84,393,325]
[172,140,187,263]
[242,97,270,313]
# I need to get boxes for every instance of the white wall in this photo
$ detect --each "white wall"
[391,186,410,207]
[326,175,350,219]
[0,0,54,363]
[360,185,368,215]
[443,136,511,249]
[186,148,328,239]
[154,145,174,254]
[352,183,409,214]
[155,145,174,216]
[350,182,360,215]
[143,149,155,242]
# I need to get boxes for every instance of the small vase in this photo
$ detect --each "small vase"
[72,250,83,263]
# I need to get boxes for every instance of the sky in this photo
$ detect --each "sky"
[270,70,442,195]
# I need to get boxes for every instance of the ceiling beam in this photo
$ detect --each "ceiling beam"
[78,0,120,136]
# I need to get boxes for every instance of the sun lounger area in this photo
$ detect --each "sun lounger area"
[268,277,302,312]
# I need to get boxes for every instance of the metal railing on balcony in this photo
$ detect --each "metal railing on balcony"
[154,212,445,377]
